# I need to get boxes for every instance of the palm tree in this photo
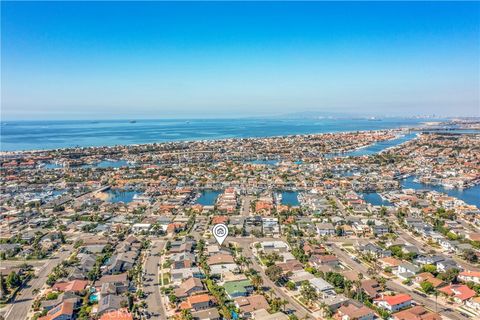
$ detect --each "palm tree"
[280,298,288,312]
[251,274,263,292]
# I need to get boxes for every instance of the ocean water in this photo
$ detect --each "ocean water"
[0,118,427,151]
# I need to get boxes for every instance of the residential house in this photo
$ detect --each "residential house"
[308,278,336,298]
[309,254,339,268]
[174,277,206,300]
[459,271,480,284]
[374,294,412,312]
[334,302,375,320]
[191,308,221,320]
[234,295,270,316]
[395,262,420,280]
[317,223,336,236]
[38,301,74,320]
[179,294,215,311]
[392,305,441,320]
[438,284,476,304]
[361,279,382,299]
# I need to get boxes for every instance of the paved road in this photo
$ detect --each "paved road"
[232,238,312,319]
[143,240,167,320]
[330,244,469,320]
[3,245,73,320]
[241,196,253,216]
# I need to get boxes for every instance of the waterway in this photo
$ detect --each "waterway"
[360,192,392,206]
[106,189,139,203]
[196,190,222,205]
[280,191,300,206]
[401,176,480,208]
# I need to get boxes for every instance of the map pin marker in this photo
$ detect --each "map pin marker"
[212,223,228,246]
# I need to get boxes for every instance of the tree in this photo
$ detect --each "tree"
[251,275,263,292]
[421,264,437,275]
[300,281,318,306]
[265,265,283,283]
[6,272,21,289]
[463,249,478,263]
[286,281,296,290]
[270,298,288,313]
[180,309,193,320]
[438,268,460,284]
[0,273,8,299]
[420,281,435,295]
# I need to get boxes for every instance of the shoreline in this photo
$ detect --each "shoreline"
[0,127,415,155]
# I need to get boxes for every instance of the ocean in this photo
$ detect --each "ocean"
[0,118,426,151]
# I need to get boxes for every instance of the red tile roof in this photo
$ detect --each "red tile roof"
[374,294,412,306]
[99,308,133,320]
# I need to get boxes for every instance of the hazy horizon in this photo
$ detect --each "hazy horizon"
[2,2,479,120]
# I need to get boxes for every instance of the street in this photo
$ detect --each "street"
[232,237,312,319]
[2,245,73,320]
[329,244,469,320]
[142,239,167,320]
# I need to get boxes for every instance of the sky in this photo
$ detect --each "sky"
[1,1,479,120]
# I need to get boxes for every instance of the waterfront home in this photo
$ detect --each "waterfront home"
[373,294,412,312]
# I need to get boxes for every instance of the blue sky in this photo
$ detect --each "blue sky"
[1,1,479,120]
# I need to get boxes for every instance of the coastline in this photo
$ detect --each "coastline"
[1,127,414,155]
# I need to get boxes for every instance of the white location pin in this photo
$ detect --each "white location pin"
[212,223,229,246]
